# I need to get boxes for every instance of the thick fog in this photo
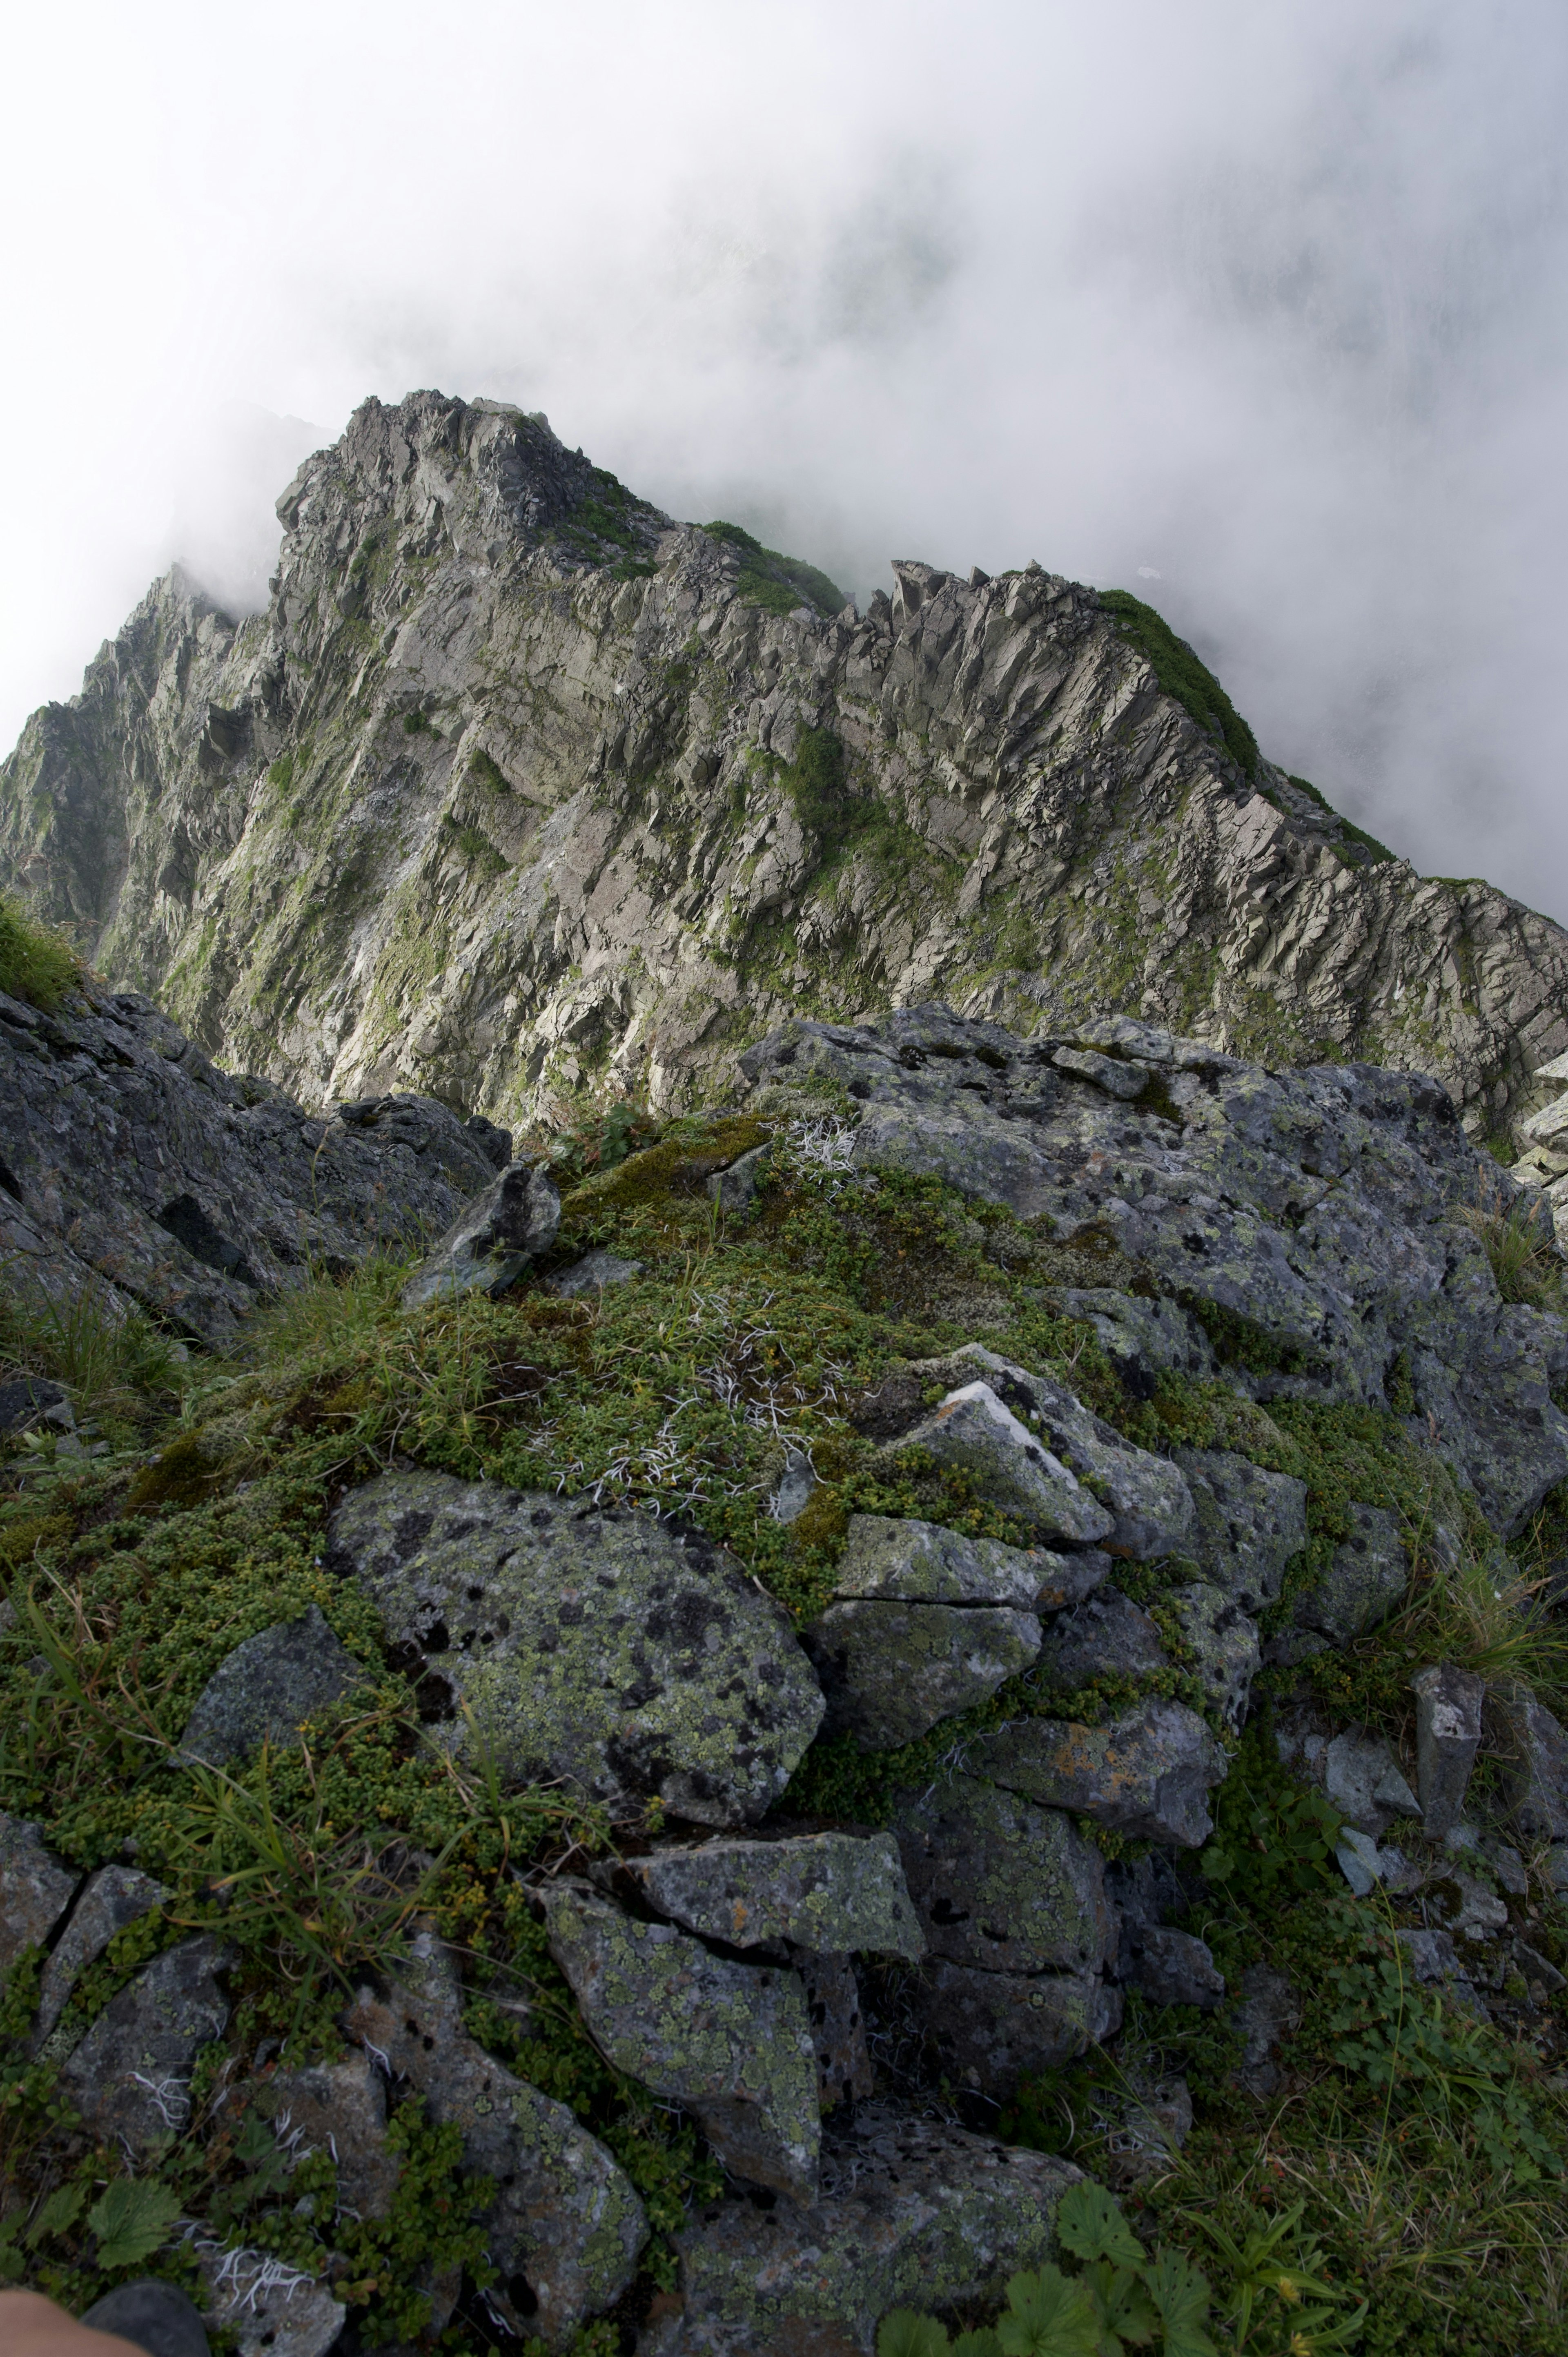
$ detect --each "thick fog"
[4,1,1565,911]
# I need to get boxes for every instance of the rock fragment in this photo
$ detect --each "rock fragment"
[707,1141,772,1214]
[328,1470,824,1824]
[543,1248,644,1297]
[1120,1927,1225,2011]
[625,1831,923,1959]
[975,1700,1228,1848]
[1166,1582,1260,1728]
[913,1962,1121,2095]
[1293,1505,1408,1645]
[1411,1663,1486,1838]
[795,1951,874,2109]
[62,1935,231,2153]
[258,2051,400,2220]
[882,1382,1114,1546]
[177,1605,362,1768]
[1169,1448,1307,1614]
[192,2243,346,2357]
[830,1513,1061,1606]
[33,1864,169,2045]
[0,1812,78,1972]
[803,1598,1040,1749]
[1486,1685,1568,1841]
[891,1776,1112,1978]
[400,1160,560,1309]
[1035,1586,1168,1695]
[1322,1730,1422,1839]
[543,1883,820,2201]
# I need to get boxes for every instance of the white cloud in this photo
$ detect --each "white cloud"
[2,0,1565,910]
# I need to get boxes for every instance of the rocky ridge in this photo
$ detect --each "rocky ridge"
[3,390,1568,1143]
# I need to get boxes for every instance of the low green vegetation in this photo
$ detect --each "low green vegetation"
[561,467,659,579]
[1461,1184,1564,1313]
[703,520,846,620]
[1283,775,1398,869]
[0,895,80,1011]
[1098,591,1259,782]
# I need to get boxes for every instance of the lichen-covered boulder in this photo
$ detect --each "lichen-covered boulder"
[62,1935,231,2153]
[830,1514,1061,1606]
[802,1599,1041,1750]
[1034,1587,1168,1695]
[343,1929,646,2345]
[974,1700,1228,1848]
[400,1158,560,1308]
[1166,1582,1261,1729]
[626,1831,923,1960]
[1170,1447,1308,1614]
[890,1776,1111,1978]
[1292,1504,1409,1646]
[327,1471,824,1824]
[880,1382,1115,1546]
[543,1883,820,2202]
[176,1604,363,1768]
[913,1962,1122,2096]
[0,1813,77,1974]
[644,2102,1083,2357]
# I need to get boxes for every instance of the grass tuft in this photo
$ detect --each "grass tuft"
[0,895,80,1011]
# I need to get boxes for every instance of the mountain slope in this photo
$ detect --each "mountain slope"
[2,389,1565,1132]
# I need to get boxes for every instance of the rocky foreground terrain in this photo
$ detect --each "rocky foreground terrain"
[4,960,1568,2351]
[5,390,1568,1146]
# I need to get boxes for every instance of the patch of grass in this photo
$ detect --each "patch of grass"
[703,521,846,621]
[0,896,80,1011]
[1461,1183,1564,1311]
[0,1267,183,1440]
[441,814,508,876]
[1099,589,1260,780]
[1286,773,1399,867]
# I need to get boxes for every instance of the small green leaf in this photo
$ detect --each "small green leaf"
[997,2266,1101,2357]
[951,2334,1004,2357]
[87,2179,183,2270]
[27,2182,86,2247]
[878,2310,951,2357]
[1139,2250,1217,2357]
[1056,2182,1144,2269]
[1082,2259,1160,2350]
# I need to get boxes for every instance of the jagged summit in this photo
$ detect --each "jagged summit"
[2,387,1566,1133]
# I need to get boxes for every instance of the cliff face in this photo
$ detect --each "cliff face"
[3,389,1566,1133]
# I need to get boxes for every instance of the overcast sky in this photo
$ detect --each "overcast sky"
[4,1,1565,912]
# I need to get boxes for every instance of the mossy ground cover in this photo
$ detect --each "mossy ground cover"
[2,1106,1566,2347]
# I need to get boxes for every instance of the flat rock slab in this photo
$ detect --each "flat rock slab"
[627,1831,923,1959]
[0,1813,78,1971]
[644,2101,1082,2357]
[1170,1449,1307,1614]
[802,1599,1040,1750]
[327,1470,824,1824]
[1412,1661,1486,1838]
[257,2052,400,2221]
[891,1775,1111,1977]
[913,1962,1122,2097]
[177,1604,362,1768]
[1322,1730,1421,1839]
[192,2245,346,2357]
[544,1248,644,1297]
[62,1934,231,2153]
[974,1700,1228,1849]
[344,1929,646,2343]
[544,1883,820,2202]
[831,1514,1058,1606]
[1035,1587,1168,1695]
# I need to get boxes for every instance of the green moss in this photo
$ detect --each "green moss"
[1099,589,1260,780]
[702,521,846,621]
[0,895,80,1011]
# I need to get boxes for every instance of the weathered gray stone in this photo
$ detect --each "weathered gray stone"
[626,1831,923,1960]
[1053,1045,1147,1099]
[1170,1448,1308,1613]
[192,2243,346,2357]
[79,2283,209,2357]
[62,1934,231,2152]
[1167,1582,1260,1729]
[258,2051,400,2221]
[1048,1291,1217,1396]
[176,1604,362,1768]
[1335,1827,1383,1896]
[1035,1586,1169,1695]
[1322,1730,1422,1839]
[1411,1662,1486,1838]
[802,1598,1040,1750]
[33,1863,169,2045]
[344,1927,646,2344]
[544,1248,644,1297]
[1428,1866,1510,1944]
[543,1883,820,2202]
[401,1160,560,1309]
[645,2101,1082,2357]
[1231,1964,1300,2096]
[0,1811,77,1973]
[768,1449,817,1524]
[830,1513,1059,1607]
[942,1347,1197,1561]
[974,1699,1228,1848]
[0,1375,72,1436]
[328,1470,824,1824]
[891,1775,1112,1978]
[1099,2075,1194,2191]
[1293,1505,1408,1643]
[1121,1927,1225,2011]
[796,1951,873,2110]
[913,1962,1122,2096]
[707,1142,772,1214]
[1485,1686,1568,1841]
[881,1382,1115,1547]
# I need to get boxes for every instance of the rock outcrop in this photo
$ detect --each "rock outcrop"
[4,391,1566,1137]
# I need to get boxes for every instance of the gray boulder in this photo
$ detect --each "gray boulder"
[1412,1662,1486,1837]
[707,1141,772,1214]
[1486,1686,1568,1841]
[1291,1505,1408,1646]
[543,1883,820,2202]
[176,1604,362,1768]
[32,1864,168,2047]
[190,2250,344,2357]
[625,1831,923,1959]
[1047,1290,1218,1396]
[1035,1586,1168,1695]
[913,1962,1122,2096]
[645,2101,1082,2357]
[891,1775,1111,1977]
[831,1513,1059,1606]
[62,1934,231,2152]
[1121,1926,1225,2011]
[401,1159,560,1308]
[1322,1730,1422,1839]
[257,2051,401,2220]
[327,1470,823,1824]
[1230,1963,1300,2097]
[344,1927,646,2344]
[1166,1582,1261,1729]
[0,1812,77,1972]
[881,1382,1115,1547]
[802,1599,1040,1750]
[544,1247,644,1297]
[975,1699,1228,1848]
[1170,1448,1307,1613]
